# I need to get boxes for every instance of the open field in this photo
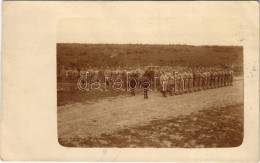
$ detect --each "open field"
[57,44,243,74]
[58,78,243,147]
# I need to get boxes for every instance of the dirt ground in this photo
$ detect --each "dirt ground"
[58,78,243,148]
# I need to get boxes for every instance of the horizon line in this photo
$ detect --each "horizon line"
[56,43,243,47]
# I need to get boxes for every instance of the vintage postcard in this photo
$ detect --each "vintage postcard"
[1,1,259,162]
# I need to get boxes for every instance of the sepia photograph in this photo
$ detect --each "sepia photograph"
[57,18,244,148]
[1,1,259,161]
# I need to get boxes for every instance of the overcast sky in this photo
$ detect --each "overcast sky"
[57,17,243,46]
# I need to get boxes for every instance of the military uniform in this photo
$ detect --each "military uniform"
[160,73,168,97]
[211,71,215,89]
[230,70,234,85]
[183,72,189,93]
[198,71,203,91]
[61,68,67,83]
[129,70,138,96]
[193,71,198,92]
[221,70,225,87]
[218,70,222,87]
[67,68,73,83]
[141,70,151,99]
[202,71,207,90]
[179,72,184,94]
[224,70,228,86]
[188,72,194,93]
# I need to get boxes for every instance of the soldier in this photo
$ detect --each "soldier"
[65,67,72,91]
[206,69,211,89]
[121,69,127,88]
[79,67,86,78]
[183,71,189,93]
[141,69,151,99]
[72,68,79,90]
[179,70,184,94]
[214,69,219,88]
[224,69,228,86]
[129,70,138,96]
[60,67,67,83]
[202,70,207,90]
[160,72,168,97]
[193,69,198,92]
[198,70,203,91]
[188,69,194,93]
[227,69,231,86]
[230,69,234,86]
[211,69,215,89]
[221,69,225,87]
[218,69,222,87]
[168,72,174,96]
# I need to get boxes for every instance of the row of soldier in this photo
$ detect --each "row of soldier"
[58,66,234,98]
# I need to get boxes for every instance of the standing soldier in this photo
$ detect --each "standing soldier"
[214,69,219,88]
[221,69,225,87]
[224,69,228,86]
[168,72,174,96]
[79,67,86,87]
[230,69,234,86]
[67,67,73,91]
[183,71,189,93]
[198,70,203,91]
[193,69,198,92]
[218,69,222,87]
[72,68,79,91]
[141,69,151,99]
[79,67,86,78]
[61,67,67,83]
[188,69,194,93]
[160,72,168,97]
[179,70,184,94]
[129,70,138,96]
[227,69,231,86]
[211,69,215,89]
[67,67,73,83]
[207,69,211,89]
[202,70,207,90]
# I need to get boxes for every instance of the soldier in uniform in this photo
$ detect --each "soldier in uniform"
[202,70,207,90]
[221,69,225,87]
[66,67,72,83]
[61,67,67,83]
[178,70,184,94]
[183,71,189,93]
[129,70,138,96]
[211,69,215,89]
[168,72,174,96]
[160,72,168,97]
[188,69,194,93]
[218,69,222,87]
[193,69,198,92]
[72,68,79,90]
[214,69,218,88]
[141,69,151,99]
[198,70,203,91]
[227,69,231,86]
[230,69,234,86]
[206,69,211,89]
[224,69,228,86]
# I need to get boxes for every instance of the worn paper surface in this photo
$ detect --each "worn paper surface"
[1,1,259,161]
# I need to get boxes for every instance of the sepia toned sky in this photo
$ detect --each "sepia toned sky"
[57,16,243,46]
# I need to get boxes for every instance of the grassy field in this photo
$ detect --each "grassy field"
[57,43,243,73]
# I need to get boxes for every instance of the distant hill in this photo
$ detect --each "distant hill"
[57,43,243,72]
